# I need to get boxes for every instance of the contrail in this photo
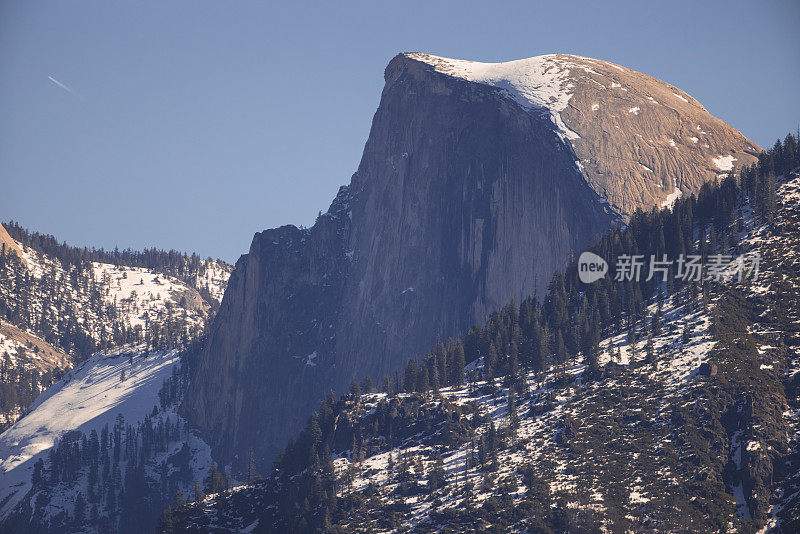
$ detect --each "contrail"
[48,75,83,100]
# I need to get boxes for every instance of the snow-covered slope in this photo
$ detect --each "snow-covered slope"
[0,345,213,529]
[91,262,208,332]
[0,231,232,427]
[15,245,227,339]
[191,260,230,304]
[0,323,71,428]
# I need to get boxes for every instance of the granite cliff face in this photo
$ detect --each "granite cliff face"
[182,53,760,471]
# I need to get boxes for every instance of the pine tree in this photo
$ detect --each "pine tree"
[651,310,661,337]
[382,375,393,395]
[508,386,519,431]
[349,381,361,401]
[534,324,549,371]
[486,344,498,381]
[403,360,418,393]
[645,333,655,363]
[428,455,447,491]
[360,375,375,394]
[157,506,174,533]
[192,479,204,503]
[73,491,86,526]
[416,365,430,392]
[172,490,184,510]
[451,341,465,386]
[554,330,567,366]
[246,449,258,484]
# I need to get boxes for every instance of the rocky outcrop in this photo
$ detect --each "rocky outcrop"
[182,53,760,472]
[0,225,22,260]
[0,323,71,374]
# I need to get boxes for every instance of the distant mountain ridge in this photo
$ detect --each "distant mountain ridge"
[181,52,761,475]
[0,223,232,429]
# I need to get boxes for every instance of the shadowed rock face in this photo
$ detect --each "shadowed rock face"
[181,53,760,472]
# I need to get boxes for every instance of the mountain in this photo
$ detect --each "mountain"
[182,53,761,473]
[0,223,232,429]
[0,224,234,532]
[0,345,215,533]
[170,142,800,533]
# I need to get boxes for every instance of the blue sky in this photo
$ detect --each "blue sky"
[1,1,798,262]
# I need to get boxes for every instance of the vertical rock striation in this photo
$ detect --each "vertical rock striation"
[182,53,760,471]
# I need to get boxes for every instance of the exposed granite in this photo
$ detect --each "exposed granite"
[181,53,760,473]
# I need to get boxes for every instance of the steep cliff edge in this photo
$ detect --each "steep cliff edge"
[182,53,760,472]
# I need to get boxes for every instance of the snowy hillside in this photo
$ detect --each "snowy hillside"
[0,229,231,428]
[16,245,228,340]
[0,323,71,429]
[0,345,214,532]
[189,260,230,304]
[91,262,209,332]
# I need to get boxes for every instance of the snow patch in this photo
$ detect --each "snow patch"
[661,187,683,208]
[405,53,582,142]
[712,155,737,172]
[746,440,761,452]
[295,351,318,367]
[629,488,649,503]
[0,346,211,519]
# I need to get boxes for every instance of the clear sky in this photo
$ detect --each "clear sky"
[1,1,799,263]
